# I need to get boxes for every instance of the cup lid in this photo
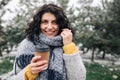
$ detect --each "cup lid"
[35,44,50,52]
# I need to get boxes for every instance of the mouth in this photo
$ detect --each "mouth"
[44,30,58,36]
[45,31,56,34]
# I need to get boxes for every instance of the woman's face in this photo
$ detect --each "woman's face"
[40,12,59,38]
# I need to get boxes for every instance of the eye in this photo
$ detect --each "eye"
[41,20,48,24]
[52,20,57,25]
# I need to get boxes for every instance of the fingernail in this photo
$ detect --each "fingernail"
[42,67,48,70]
[38,56,41,58]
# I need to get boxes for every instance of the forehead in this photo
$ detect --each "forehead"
[41,12,56,20]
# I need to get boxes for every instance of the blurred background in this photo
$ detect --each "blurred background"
[0,0,120,80]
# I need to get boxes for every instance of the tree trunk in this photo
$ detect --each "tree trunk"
[91,47,95,62]
[0,48,2,56]
[102,50,106,59]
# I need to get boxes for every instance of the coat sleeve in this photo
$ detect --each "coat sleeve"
[8,39,34,80]
[63,51,86,80]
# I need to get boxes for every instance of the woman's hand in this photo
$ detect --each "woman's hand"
[60,28,73,45]
[30,56,48,75]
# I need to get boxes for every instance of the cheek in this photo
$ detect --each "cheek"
[40,25,45,30]
[55,26,59,31]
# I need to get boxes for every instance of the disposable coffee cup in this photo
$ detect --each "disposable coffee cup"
[34,44,50,61]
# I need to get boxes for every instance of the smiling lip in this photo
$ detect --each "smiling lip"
[45,31,56,34]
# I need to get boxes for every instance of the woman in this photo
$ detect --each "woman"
[12,4,86,80]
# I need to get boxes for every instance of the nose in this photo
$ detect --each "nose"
[47,22,52,29]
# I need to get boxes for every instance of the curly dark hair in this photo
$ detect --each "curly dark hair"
[25,4,73,42]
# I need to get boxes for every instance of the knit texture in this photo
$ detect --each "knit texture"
[15,33,67,80]
[63,42,78,54]
[63,52,86,80]
[24,64,38,80]
[12,34,86,80]
[24,41,79,80]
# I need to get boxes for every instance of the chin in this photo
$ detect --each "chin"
[43,31,58,37]
[47,36,55,38]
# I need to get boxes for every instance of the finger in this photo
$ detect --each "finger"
[62,29,72,34]
[31,64,48,74]
[32,63,48,71]
[60,32,66,38]
[60,31,65,35]
[62,31,72,37]
[62,28,71,31]
[31,56,41,63]
[30,60,48,67]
